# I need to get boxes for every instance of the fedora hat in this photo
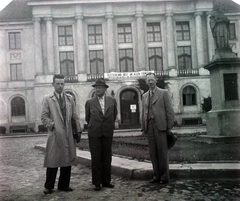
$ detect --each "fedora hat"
[92,78,109,88]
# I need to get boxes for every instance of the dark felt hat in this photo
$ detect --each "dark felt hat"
[92,78,109,88]
[167,132,177,149]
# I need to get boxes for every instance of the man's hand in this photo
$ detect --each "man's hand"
[49,123,55,131]
[141,129,147,135]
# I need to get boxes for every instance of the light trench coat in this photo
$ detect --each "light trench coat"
[41,92,81,168]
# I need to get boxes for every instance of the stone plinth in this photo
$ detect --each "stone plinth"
[206,109,240,136]
[203,58,240,138]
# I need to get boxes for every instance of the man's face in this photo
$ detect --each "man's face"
[95,86,107,98]
[146,75,157,89]
[53,78,65,94]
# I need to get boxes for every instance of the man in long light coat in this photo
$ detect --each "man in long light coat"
[41,74,82,194]
[141,73,175,184]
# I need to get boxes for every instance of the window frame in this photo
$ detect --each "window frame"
[9,32,21,49]
[10,63,23,81]
[119,48,134,72]
[117,24,132,44]
[89,50,104,74]
[177,46,192,70]
[88,24,103,45]
[182,86,196,106]
[176,21,191,41]
[147,22,162,42]
[59,51,75,76]
[11,97,25,116]
[148,47,163,71]
[58,26,73,46]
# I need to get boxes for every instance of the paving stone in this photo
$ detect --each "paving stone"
[0,136,240,200]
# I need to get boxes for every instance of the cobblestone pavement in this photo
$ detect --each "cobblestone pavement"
[0,136,240,201]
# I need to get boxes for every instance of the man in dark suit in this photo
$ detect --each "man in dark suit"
[85,78,118,191]
[141,73,175,184]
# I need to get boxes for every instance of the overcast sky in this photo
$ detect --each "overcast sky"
[0,0,240,13]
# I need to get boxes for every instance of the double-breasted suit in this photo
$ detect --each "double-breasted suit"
[85,95,117,186]
[141,87,175,182]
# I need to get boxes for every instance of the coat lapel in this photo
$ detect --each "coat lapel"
[104,96,110,114]
[52,93,64,123]
[152,87,162,105]
[93,96,103,113]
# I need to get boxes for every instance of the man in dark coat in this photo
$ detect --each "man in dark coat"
[141,73,175,185]
[41,74,82,194]
[85,78,118,191]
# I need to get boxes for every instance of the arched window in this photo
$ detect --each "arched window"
[11,97,25,116]
[182,86,196,106]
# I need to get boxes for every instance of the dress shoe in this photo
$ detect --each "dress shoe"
[94,185,102,191]
[102,183,114,188]
[159,180,168,184]
[149,179,160,184]
[44,188,53,194]
[58,187,73,192]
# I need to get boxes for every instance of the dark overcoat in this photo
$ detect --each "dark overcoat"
[85,96,117,138]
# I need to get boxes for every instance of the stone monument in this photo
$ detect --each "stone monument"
[201,11,240,143]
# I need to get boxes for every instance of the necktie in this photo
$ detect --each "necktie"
[59,94,63,107]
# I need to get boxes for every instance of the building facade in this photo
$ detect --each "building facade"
[0,0,239,133]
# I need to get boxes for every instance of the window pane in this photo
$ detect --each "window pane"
[118,24,132,43]
[89,50,104,74]
[11,97,25,116]
[59,51,75,75]
[9,32,21,49]
[119,49,133,72]
[88,25,102,45]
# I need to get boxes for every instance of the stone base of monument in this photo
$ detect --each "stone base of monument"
[195,109,240,144]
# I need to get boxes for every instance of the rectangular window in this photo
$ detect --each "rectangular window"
[147,22,161,42]
[9,32,21,49]
[176,22,190,41]
[58,26,73,46]
[148,47,163,71]
[224,73,238,101]
[118,24,132,43]
[10,63,23,80]
[119,49,133,72]
[88,25,103,45]
[229,23,236,40]
[177,46,192,70]
[89,50,104,74]
[59,51,75,75]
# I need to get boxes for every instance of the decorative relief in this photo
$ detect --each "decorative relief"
[10,53,21,60]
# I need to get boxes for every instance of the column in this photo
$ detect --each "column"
[105,13,116,72]
[206,12,214,62]
[135,12,145,71]
[194,11,204,67]
[165,12,175,68]
[44,17,54,74]
[33,17,43,75]
[135,4,145,71]
[75,15,85,73]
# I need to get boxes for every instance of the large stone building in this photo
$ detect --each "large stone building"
[0,0,239,133]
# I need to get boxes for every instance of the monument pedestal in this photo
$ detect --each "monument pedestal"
[197,58,240,143]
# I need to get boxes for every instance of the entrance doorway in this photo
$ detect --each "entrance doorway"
[120,89,140,128]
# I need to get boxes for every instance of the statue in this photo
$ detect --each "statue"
[210,11,230,50]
